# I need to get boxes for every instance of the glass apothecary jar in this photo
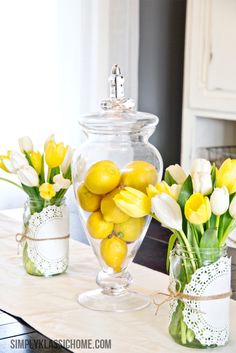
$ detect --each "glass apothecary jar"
[169,244,231,348]
[19,198,69,276]
[72,65,163,311]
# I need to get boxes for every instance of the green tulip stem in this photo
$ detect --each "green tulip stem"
[47,168,51,183]
[215,215,220,229]
[0,177,23,190]
[199,224,204,236]
[179,230,197,273]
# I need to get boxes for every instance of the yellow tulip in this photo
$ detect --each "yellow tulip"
[146,181,180,200]
[39,183,56,200]
[45,140,67,169]
[0,151,12,173]
[30,151,42,174]
[216,158,236,194]
[185,193,211,225]
[113,187,151,218]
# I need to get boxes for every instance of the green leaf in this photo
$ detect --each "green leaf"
[24,152,34,168]
[50,167,60,182]
[164,170,176,186]
[177,175,193,233]
[211,163,216,190]
[200,228,219,249]
[166,233,177,273]
[218,211,232,242]
[209,213,216,229]
[178,175,193,210]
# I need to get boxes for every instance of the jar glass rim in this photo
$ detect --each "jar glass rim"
[171,243,228,258]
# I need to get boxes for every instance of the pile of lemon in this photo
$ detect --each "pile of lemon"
[77,160,157,272]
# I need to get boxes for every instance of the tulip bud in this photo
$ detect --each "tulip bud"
[166,164,186,184]
[17,165,39,187]
[10,151,29,172]
[151,193,182,231]
[44,134,55,150]
[53,174,71,192]
[39,183,56,200]
[229,196,236,218]
[114,187,151,218]
[191,158,211,174]
[30,151,42,175]
[192,172,212,195]
[61,146,73,174]
[210,186,229,216]
[45,140,67,169]
[185,193,211,225]
[18,136,33,153]
[216,158,236,194]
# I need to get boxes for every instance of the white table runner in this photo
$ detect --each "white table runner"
[0,210,236,353]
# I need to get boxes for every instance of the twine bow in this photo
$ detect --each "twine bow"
[153,286,232,315]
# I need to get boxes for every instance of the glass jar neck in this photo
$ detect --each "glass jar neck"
[173,244,227,262]
[82,129,154,143]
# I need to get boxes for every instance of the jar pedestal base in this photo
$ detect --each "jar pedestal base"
[77,289,150,312]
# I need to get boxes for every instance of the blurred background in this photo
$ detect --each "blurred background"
[0,0,235,212]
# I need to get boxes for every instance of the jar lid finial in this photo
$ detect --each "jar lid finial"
[101,64,135,111]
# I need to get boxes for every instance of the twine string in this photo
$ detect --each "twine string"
[16,233,70,242]
[153,286,232,315]
[16,229,70,254]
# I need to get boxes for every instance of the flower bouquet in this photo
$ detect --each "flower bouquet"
[0,136,73,276]
[150,158,236,348]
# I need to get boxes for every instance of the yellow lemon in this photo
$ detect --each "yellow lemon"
[101,188,130,223]
[85,160,121,195]
[100,235,127,272]
[77,183,101,212]
[121,161,158,193]
[114,217,145,242]
[87,211,114,239]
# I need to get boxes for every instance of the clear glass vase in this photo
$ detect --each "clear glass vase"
[22,198,69,277]
[72,65,163,311]
[169,244,231,348]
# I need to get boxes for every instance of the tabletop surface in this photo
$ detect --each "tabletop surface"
[1,209,236,353]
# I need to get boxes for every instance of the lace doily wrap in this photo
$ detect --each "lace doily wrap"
[170,257,231,347]
[26,205,69,276]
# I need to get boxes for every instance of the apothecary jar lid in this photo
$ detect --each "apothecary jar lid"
[79,65,159,134]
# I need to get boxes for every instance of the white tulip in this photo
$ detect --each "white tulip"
[151,193,182,231]
[53,174,71,192]
[17,165,39,187]
[192,172,212,195]
[18,136,33,153]
[210,186,229,216]
[166,164,186,184]
[10,151,29,173]
[229,196,236,218]
[191,158,211,174]
[61,146,73,174]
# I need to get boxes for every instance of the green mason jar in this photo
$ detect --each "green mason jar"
[168,244,231,348]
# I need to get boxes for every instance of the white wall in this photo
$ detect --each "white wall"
[0,0,139,209]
